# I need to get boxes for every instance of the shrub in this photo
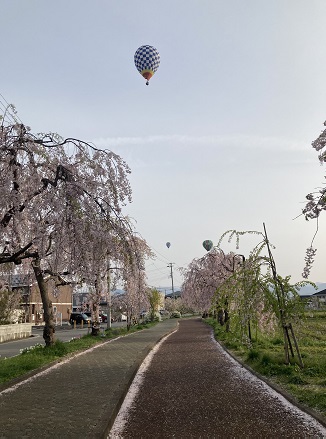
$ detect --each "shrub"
[288,375,308,385]
[261,354,272,366]
[264,363,294,377]
[304,366,324,377]
[247,349,260,361]
[224,340,241,350]
[271,337,284,345]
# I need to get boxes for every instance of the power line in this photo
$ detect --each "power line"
[146,261,169,274]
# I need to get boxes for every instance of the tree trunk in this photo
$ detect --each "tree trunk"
[32,256,55,346]
[92,300,100,327]
[224,298,230,332]
[225,309,230,332]
[92,277,101,327]
[91,326,100,336]
[217,309,224,326]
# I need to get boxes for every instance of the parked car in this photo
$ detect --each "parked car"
[69,312,92,325]
[99,313,107,323]
[170,311,181,318]
[117,313,127,322]
[84,312,102,323]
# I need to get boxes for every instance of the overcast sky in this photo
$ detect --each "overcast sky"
[1,1,326,289]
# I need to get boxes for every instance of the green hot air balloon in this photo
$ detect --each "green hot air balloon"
[203,240,213,251]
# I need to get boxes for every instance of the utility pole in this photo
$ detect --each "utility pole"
[167,263,175,300]
[106,262,112,330]
[106,264,124,330]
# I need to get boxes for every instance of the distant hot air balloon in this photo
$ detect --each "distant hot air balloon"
[134,45,160,85]
[166,242,171,249]
[203,240,213,252]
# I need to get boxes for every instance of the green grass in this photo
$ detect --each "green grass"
[0,321,156,385]
[206,310,326,419]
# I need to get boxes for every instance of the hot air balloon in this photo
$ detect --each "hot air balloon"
[134,45,160,85]
[166,242,171,249]
[203,240,213,252]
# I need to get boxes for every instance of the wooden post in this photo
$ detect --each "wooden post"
[285,325,295,358]
[289,323,304,369]
[248,319,252,341]
[283,325,290,364]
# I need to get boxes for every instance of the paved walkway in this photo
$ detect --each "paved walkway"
[110,319,326,439]
[1,318,326,439]
[0,319,178,439]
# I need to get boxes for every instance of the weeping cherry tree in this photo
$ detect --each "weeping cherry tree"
[0,107,134,345]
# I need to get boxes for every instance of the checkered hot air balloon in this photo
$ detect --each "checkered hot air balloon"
[134,45,160,85]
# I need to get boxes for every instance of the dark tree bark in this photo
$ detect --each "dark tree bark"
[32,256,55,346]
[217,309,224,326]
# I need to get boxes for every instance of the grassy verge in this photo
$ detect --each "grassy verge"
[206,311,326,419]
[0,322,156,385]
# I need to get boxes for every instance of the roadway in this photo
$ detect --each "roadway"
[0,321,127,358]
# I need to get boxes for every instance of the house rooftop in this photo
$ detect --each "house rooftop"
[311,288,326,296]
